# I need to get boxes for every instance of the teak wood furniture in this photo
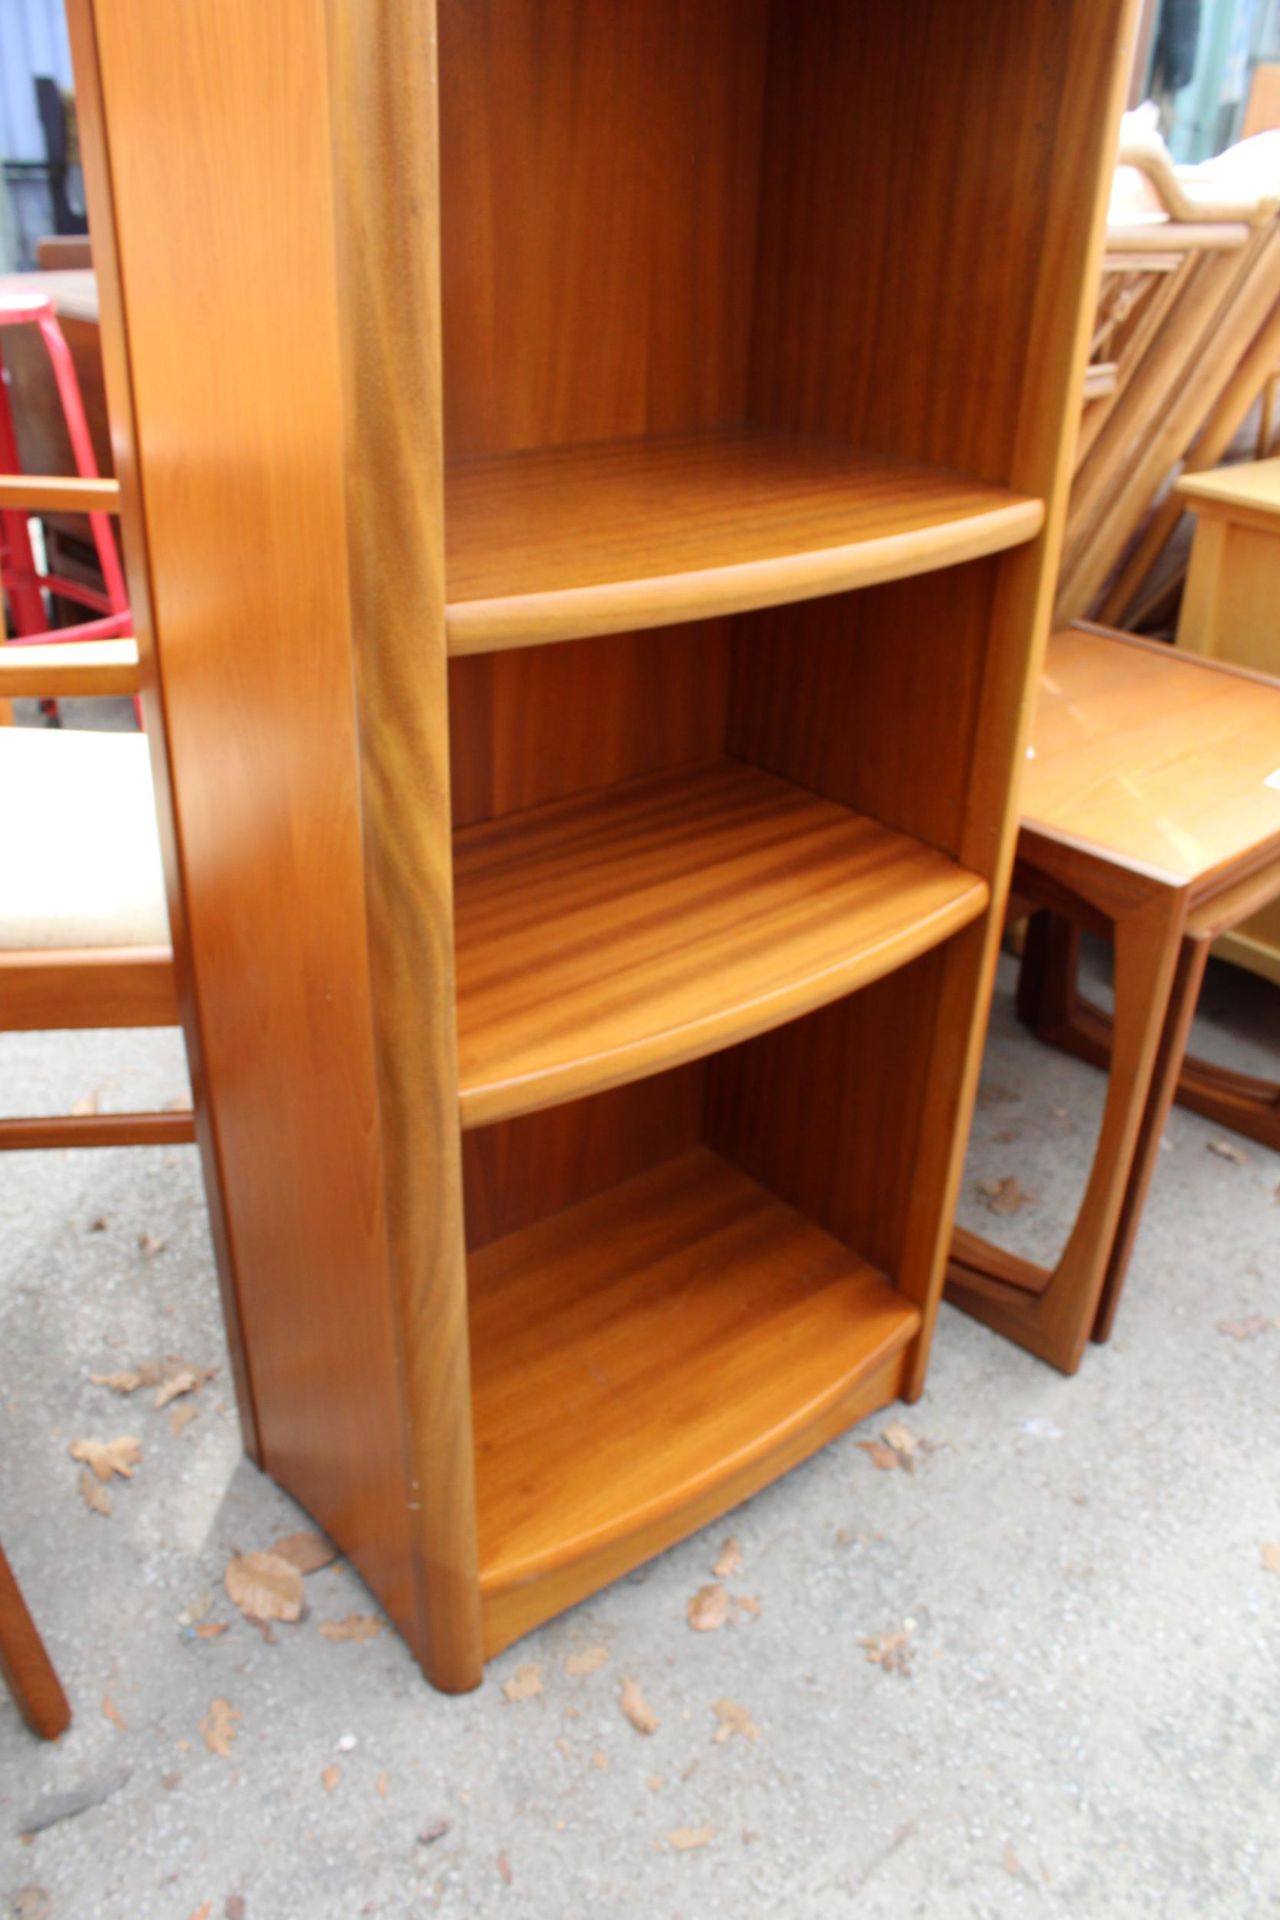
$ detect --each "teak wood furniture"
[947,626,1280,1374]
[1175,458,1280,997]
[0,1542,69,1740]
[67,0,1137,1690]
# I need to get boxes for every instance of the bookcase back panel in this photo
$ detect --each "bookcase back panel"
[438,0,768,459]
[749,0,1077,483]
[728,565,997,860]
[449,621,730,827]
[705,949,946,1280]
[462,1066,704,1251]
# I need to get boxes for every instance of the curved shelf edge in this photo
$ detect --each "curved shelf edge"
[457,872,989,1131]
[446,498,1045,655]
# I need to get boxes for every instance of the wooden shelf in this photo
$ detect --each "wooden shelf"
[471,1147,920,1617]
[453,759,989,1129]
[445,430,1045,653]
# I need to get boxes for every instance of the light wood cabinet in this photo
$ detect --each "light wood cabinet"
[70,0,1136,1689]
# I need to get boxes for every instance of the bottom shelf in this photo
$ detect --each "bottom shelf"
[470,1147,920,1647]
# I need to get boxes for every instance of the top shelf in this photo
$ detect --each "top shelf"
[444,429,1045,654]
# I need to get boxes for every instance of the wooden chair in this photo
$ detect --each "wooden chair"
[947,625,1280,1374]
[0,475,188,1149]
[0,1545,70,1740]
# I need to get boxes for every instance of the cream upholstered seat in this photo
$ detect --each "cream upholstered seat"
[0,727,169,951]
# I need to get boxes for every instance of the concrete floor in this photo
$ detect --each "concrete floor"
[1,954,1277,1920]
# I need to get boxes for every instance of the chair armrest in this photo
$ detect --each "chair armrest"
[0,474,120,514]
[0,638,140,697]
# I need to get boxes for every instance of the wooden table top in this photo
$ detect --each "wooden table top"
[0,269,99,325]
[1176,456,1280,519]
[1022,628,1280,889]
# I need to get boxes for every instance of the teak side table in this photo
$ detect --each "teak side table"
[69,0,1136,1690]
[947,626,1280,1375]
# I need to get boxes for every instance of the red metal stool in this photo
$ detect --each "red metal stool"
[0,290,129,648]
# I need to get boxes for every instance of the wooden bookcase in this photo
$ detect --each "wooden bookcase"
[71,0,1136,1690]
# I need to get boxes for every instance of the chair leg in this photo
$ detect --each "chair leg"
[0,1545,70,1740]
[947,887,1186,1372]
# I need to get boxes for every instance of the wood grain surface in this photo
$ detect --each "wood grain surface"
[445,432,1043,651]
[453,759,989,1128]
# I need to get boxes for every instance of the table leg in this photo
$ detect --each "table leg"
[947,887,1186,1372]
[0,1545,71,1740]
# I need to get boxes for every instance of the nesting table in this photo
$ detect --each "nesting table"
[947,625,1280,1373]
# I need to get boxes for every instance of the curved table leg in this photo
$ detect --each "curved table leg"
[947,887,1186,1373]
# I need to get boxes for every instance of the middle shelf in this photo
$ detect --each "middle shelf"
[453,759,990,1128]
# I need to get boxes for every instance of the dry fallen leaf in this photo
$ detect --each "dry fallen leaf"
[712,1537,743,1579]
[319,1613,384,1643]
[646,1775,666,1792]
[687,1583,730,1632]
[732,1594,762,1618]
[620,1678,659,1734]
[591,1748,608,1770]
[139,1232,168,1258]
[225,1899,247,1920]
[70,1436,142,1482]
[1207,1139,1249,1165]
[90,1369,144,1395]
[14,1892,52,1920]
[199,1697,240,1758]
[170,1404,200,1438]
[667,1824,714,1851]
[225,1550,304,1624]
[497,1851,513,1886]
[502,1661,544,1702]
[976,1176,1038,1217]
[270,1530,339,1575]
[1217,1315,1276,1341]
[71,1090,101,1116]
[882,1420,918,1458]
[194,1622,229,1641]
[155,1368,201,1410]
[186,1904,212,1920]
[1262,1544,1280,1573]
[78,1468,112,1516]
[418,1816,451,1845]
[89,1214,109,1232]
[321,1764,341,1793]
[861,1630,914,1675]
[564,1645,609,1676]
[101,1694,127,1731]
[858,1439,903,1472]
[711,1698,760,1744]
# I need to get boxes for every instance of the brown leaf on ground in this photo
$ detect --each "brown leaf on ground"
[321,1764,341,1794]
[711,1698,760,1744]
[646,1775,666,1791]
[687,1583,729,1632]
[139,1232,168,1258]
[418,1816,451,1845]
[89,1214,109,1232]
[171,1404,200,1438]
[497,1851,513,1885]
[155,1366,213,1410]
[564,1645,609,1676]
[78,1468,112,1516]
[1262,1543,1280,1573]
[1207,1139,1249,1165]
[225,1551,304,1624]
[1217,1315,1276,1341]
[194,1622,229,1641]
[861,1630,914,1675]
[318,1612,384,1643]
[502,1661,544,1702]
[70,1436,142,1482]
[225,1899,247,1920]
[591,1748,608,1770]
[186,1904,212,1920]
[620,1678,659,1734]
[101,1694,127,1731]
[90,1369,144,1394]
[14,1892,52,1920]
[857,1440,902,1472]
[667,1824,715,1851]
[712,1537,743,1579]
[882,1420,918,1459]
[976,1176,1038,1217]
[732,1594,762,1618]
[270,1530,338,1575]
[71,1090,101,1116]
[199,1697,240,1758]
